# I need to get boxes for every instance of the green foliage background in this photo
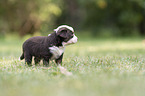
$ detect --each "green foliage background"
[0,0,145,37]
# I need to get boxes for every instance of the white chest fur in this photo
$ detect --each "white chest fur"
[49,46,65,60]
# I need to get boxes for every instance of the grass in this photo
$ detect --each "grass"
[1,36,145,96]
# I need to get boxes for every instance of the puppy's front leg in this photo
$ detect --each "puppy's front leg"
[55,54,63,66]
[43,59,49,67]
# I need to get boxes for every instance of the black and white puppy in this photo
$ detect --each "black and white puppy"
[20,25,77,66]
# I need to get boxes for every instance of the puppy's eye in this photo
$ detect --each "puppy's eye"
[69,31,73,35]
[70,33,73,38]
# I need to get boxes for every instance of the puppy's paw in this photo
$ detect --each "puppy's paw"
[58,65,73,76]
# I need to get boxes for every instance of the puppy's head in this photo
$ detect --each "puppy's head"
[54,25,78,46]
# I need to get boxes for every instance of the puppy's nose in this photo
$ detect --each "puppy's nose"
[73,35,78,43]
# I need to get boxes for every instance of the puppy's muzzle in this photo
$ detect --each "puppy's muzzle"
[63,34,78,46]
[71,35,78,44]
[68,34,78,44]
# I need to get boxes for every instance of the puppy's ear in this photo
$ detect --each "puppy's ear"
[56,28,67,38]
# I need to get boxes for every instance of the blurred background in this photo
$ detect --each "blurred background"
[0,0,145,38]
[1,1,145,96]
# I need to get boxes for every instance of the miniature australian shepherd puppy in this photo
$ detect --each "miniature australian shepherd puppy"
[20,25,78,66]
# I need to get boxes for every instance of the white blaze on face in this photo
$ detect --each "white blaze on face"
[62,34,78,46]
[54,25,74,33]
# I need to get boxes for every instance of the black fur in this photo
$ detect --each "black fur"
[20,28,74,66]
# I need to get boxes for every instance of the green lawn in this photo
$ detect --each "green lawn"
[0,37,145,96]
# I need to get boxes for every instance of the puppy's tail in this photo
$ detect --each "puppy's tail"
[20,53,24,60]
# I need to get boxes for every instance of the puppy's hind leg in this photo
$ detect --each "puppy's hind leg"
[34,57,41,66]
[24,52,32,66]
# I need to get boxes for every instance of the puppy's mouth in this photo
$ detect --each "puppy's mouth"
[63,35,78,46]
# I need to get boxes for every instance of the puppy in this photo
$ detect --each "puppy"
[20,25,78,66]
